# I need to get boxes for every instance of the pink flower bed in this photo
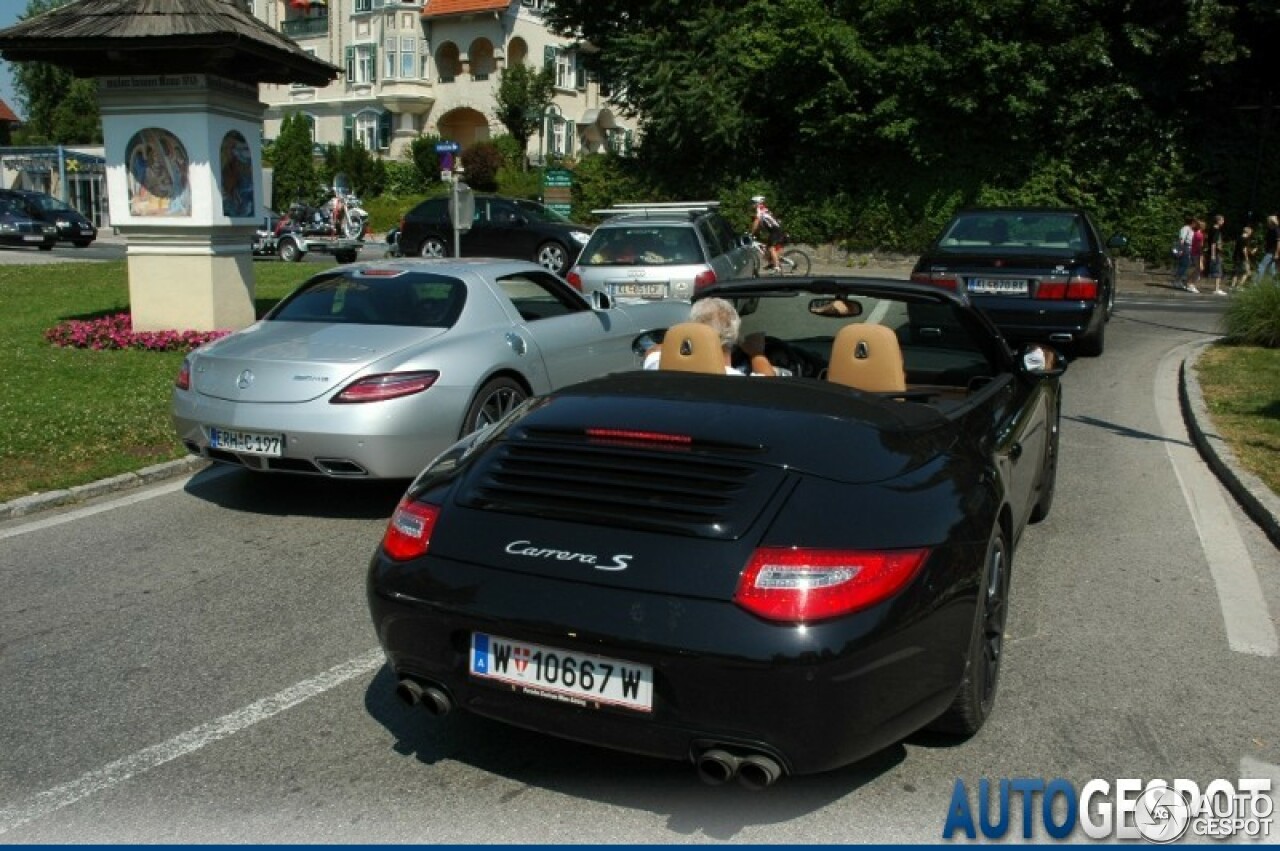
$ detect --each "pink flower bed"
[45,312,230,353]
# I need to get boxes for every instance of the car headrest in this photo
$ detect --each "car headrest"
[827,323,907,393]
[659,322,726,374]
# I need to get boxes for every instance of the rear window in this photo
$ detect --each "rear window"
[269,272,466,327]
[407,199,448,222]
[580,225,708,267]
[938,213,1087,251]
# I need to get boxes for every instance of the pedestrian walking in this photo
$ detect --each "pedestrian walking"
[1187,218,1205,292]
[1172,216,1194,290]
[1207,214,1227,295]
[1230,225,1255,290]
[1257,215,1279,280]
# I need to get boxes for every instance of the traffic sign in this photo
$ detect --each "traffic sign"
[435,141,460,153]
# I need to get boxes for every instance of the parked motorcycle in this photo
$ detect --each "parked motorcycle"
[281,173,368,241]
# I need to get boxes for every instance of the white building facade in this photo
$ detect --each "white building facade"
[250,0,633,162]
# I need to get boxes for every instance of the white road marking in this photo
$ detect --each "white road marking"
[0,649,384,836]
[1155,346,1278,657]
[0,467,235,542]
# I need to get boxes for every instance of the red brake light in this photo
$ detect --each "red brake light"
[734,547,929,623]
[694,269,717,290]
[382,498,439,561]
[1036,276,1097,300]
[912,271,958,291]
[1065,276,1098,300]
[566,268,583,290]
[585,428,693,449]
[175,359,191,391]
[332,371,439,403]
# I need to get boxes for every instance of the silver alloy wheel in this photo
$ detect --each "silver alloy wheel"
[463,378,527,436]
[420,237,447,259]
[536,242,568,275]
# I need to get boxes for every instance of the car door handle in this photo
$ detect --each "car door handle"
[1009,442,1023,460]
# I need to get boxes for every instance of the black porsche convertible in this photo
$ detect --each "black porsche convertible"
[367,276,1065,788]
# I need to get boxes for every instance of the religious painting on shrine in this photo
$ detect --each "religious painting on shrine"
[219,130,255,218]
[125,127,191,217]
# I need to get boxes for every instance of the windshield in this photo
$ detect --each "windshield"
[514,199,571,224]
[269,272,467,327]
[937,212,1087,252]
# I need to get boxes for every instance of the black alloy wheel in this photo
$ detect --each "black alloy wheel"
[928,526,1010,736]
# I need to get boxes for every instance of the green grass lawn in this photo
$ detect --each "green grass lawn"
[0,260,317,503]
[1,261,1276,507]
[1194,343,1280,495]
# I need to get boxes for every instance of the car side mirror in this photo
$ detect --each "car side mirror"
[1020,343,1067,377]
[1107,234,1128,250]
[590,290,613,311]
[739,233,753,248]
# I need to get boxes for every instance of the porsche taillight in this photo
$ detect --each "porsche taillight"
[734,547,929,623]
[912,271,959,291]
[382,498,440,561]
[1036,276,1098,300]
[332,371,439,403]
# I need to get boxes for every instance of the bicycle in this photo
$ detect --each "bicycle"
[750,236,811,276]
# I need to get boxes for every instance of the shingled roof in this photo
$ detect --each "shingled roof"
[420,0,511,20]
[0,0,339,87]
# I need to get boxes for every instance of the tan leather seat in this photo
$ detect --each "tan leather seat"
[658,322,726,374]
[827,323,907,392]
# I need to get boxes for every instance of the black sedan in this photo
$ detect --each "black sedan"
[0,196,57,250]
[399,194,591,276]
[0,189,97,247]
[367,276,1065,787]
[910,206,1127,356]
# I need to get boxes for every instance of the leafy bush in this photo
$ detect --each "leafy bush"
[383,160,429,197]
[320,142,387,199]
[362,193,437,234]
[407,135,447,188]
[460,141,506,191]
[496,164,541,200]
[1222,281,1280,348]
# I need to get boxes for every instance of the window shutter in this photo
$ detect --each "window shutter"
[343,114,354,147]
[345,45,355,81]
[543,45,555,70]
[575,57,586,91]
[370,44,377,83]
[564,119,574,155]
[378,112,392,150]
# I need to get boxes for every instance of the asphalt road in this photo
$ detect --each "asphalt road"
[1,284,1277,841]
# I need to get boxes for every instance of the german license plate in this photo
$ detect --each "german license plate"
[470,632,653,712]
[968,278,1028,296]
[208,427,284,456]
[609,282,668,299]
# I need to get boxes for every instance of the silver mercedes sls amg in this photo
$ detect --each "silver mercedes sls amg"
[172,259,688,479]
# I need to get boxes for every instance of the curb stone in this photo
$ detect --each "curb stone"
[1181,342,1280,550]
[0,456,210,521]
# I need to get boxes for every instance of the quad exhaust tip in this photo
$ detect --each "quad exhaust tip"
[395,677,453,717]
[695,747,784,790]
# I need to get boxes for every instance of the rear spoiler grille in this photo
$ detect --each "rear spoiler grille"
[456,433,782,539]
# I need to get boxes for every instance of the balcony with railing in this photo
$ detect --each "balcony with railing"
[282,15,329,38]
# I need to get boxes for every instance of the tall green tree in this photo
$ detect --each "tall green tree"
[494,63,555,170]
[270,112,317,208]
[11,0,101,144]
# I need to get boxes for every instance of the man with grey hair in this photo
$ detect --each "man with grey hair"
[643,297,777,375]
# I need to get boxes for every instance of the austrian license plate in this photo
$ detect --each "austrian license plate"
[208,427,284,456]
[609,282,668,299]
[968,278,1029,296]
[23,235,44,242]
[470,632,653,712]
